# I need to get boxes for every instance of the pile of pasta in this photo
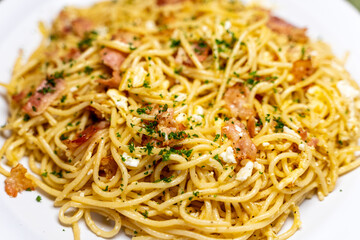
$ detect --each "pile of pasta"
[1,0,360,239]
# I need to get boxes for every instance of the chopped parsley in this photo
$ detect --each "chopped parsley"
[36,195,42,202]
[170,39,181,48]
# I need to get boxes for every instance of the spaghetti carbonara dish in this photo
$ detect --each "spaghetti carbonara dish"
[1,0,360,239]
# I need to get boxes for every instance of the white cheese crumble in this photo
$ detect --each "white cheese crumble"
[122,152,140,167]
[337,80,360,131]
[192,114,203,123]
[195,106,204,115]
[87,169,93,176]
[219,147,237,164]
[145,20,157,30]
[254,162,262,171]
[236,161,254,181]
[262,142,270,147]
[235,125,244,137]
[224,20,231,30]
[107,89,128,111]
[298,143,305,151]
[337,80,360,99]
[70,86,78,92]
[176,113,187,123]
[131,66,147,87]
[79,192,85,197]
[174,93,187,102]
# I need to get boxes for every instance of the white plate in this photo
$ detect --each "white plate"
[0,0,359,239]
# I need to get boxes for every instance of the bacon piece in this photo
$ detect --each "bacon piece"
[222,119,257,161]
[224,84,255,120]
[5,164,35,198]
[12,90,28,103]
[62,48,81,62]
[22,78,66,117]
[308,138,319,147]
[99,156,118,179]
[157,0,185,6]
[96,70,121,88]
[71,18,93,37]
[291,59,316,83]
[63,121,109,150]
[145,105,187,146]
[297,128,308,141]
[267,16,308,43]
[100,48,126,72]
[175,42,211,67]
[157,107,186,135]
[53,11,93,37]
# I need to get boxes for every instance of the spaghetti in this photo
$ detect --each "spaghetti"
[1,0,360,239]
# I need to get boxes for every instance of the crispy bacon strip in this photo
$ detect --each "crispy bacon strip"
[63,121,109,150]
[96,70,121,88]
[54,11,93,37]
[297,128,318,147]
[143,106,187,146]
[22,78,66,117]
[308,138,319,147]
[297,128,308,141]
[267,16,308,43]
[291,59,316,83]
[100,48,126,72]
[12,90,28,103]
[224,84,255,120]
[99,156,118,179]
[71,18,93,37]
[222,119,257,161]
[5,164,35,198]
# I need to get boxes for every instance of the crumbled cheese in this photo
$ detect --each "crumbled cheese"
[298,143,305,151]
[70,86,78,92]
[235,125,244,137]
[236,161,254,181]
[145,20,157,30]
[79,192,85,197]
[254,162,262,171]
[262,142,270,147]
[283,126,300,138]
[337,80,360,99]
[337,80,360,131]
[174,93,187,102]
[107,89,128,111]
[95,26,108,37]
[132,117,141,124]
[131,66,147,87]
[87,169,93,176]
[190,212,199,217]
[219,147,237,164]
[192,114,203,123]
[162,80,170,90]
[122,152,140,167]
[195,106,204,115]
[176,113,187,123]
[224,20,231,30]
